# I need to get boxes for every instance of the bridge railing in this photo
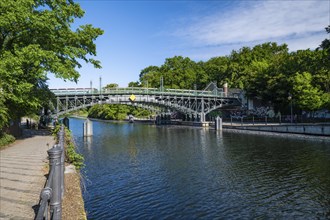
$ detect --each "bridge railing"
[36,125,65,220]
[53,87,238,98]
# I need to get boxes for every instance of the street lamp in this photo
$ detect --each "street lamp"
[288,93,293,123]
[99,77,102,95]
[160,76,164,92]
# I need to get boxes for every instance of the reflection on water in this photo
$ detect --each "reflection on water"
[69,118,330,219]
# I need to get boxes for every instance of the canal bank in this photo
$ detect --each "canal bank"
[222,126,330,142]
[74,116,330,137]
[143,118,330,137]
[222,123,330,137]
[62,167,87,220]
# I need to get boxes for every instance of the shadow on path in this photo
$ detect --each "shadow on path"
[0,130,54,219]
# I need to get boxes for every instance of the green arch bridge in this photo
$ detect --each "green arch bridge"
[50,83,241,122]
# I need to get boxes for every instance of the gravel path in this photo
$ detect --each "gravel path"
[0,130,55,220]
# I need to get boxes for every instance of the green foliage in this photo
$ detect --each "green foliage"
[62,109,88,118]
[0,0,103,130]
[140,56,205,89]
[202,56,230,87]
[104,83,119,89]
[52,125,84,170]
[318,25,330,51]
[0,96,9,129]
[0,132,15,148]
[321,93,330,110]
[128,81,141,87]
[137,29,329,113]
[291,72,323,111]
[88,104,152,120]
[66,141,84,170]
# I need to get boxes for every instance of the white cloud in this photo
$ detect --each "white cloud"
[279,32,327,51]
[174,0,329,51]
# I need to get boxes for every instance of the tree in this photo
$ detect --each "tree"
[160,56,199,89]
[88,104,151,120]
[135,31,328,113]
[291,72,323,111]
[139,66,160,79]
[315,26,330,95]
[128,81,140,87]
[318,25,330,51]
[104,83,119,89]
[0,0,103,128]
[203,56,230,88]
[0,94,8,130]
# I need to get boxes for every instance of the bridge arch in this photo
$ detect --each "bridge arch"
[51,100,166,117]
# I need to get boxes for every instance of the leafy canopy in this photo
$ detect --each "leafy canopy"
[0,0,103,126]
[137,34,329,113]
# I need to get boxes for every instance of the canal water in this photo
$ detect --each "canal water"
[69,118,330,219]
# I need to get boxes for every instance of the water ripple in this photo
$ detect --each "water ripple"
[68,119,330,219]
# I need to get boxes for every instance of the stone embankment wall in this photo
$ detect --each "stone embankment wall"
[224,124,330,136]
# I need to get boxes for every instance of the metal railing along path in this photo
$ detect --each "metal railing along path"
[36,125,65,220]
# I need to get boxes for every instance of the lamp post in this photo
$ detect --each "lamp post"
[288,93,293,123]
[160,76,164,92]
[99,77,102,95]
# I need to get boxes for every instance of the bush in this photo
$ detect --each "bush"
[52,125,84,170]
[0,133,15,148]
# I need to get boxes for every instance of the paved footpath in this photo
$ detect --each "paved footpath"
[0,130,55,220]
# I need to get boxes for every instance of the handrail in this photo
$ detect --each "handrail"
[36,125,65,220]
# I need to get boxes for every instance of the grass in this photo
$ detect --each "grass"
[0,133,15,149]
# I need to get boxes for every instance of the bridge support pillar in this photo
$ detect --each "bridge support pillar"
[194,113,198,122]
[186,114,190,121]
[156,115,160,125]
[83,119,93,136]
[215,116,222,131]
[200,113,206,123]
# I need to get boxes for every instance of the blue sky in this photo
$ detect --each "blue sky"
[48,0,330,89]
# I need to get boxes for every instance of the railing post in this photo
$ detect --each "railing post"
[59,125,65,199]
[35,187,52,220]
[48,146,63,220]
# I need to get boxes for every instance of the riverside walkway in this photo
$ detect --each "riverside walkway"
[0,130,54,219]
